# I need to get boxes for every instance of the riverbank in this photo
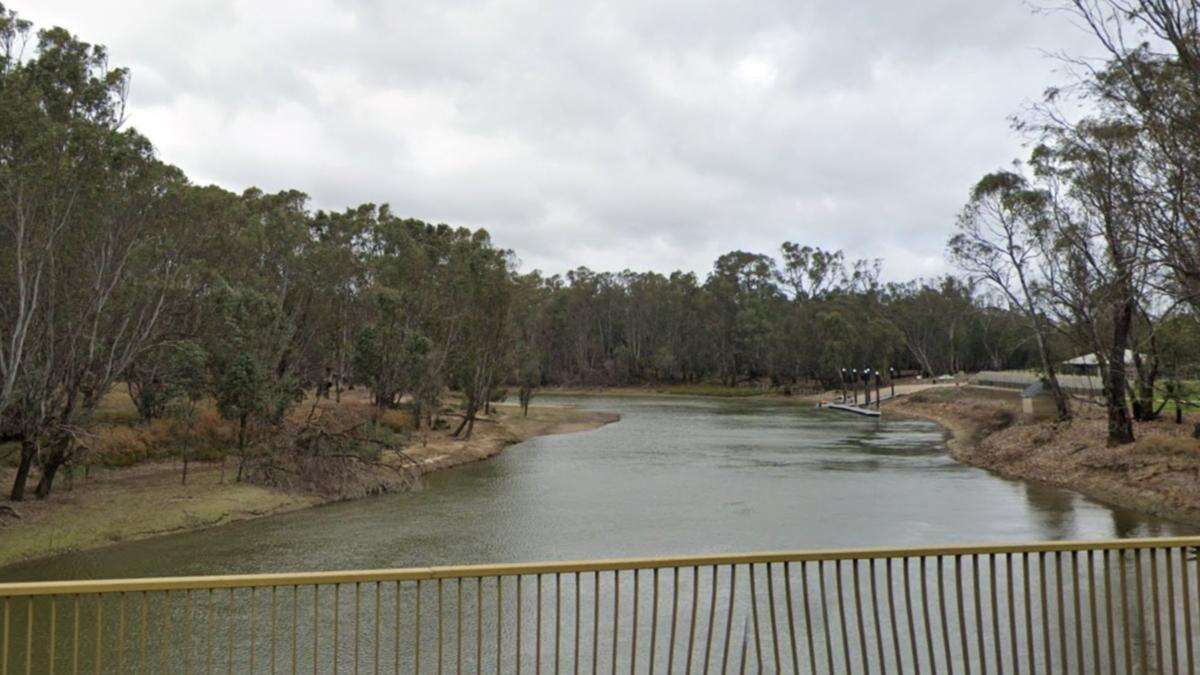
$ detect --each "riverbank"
[0,402,618,568]
[885,386,1200,528]
[545,379,944,402]
[544,384,787,398]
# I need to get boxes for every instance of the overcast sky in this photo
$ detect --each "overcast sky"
[27,0,1101,281]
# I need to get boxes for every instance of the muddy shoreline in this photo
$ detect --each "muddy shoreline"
[884,388,1200,529]
[0,403,620,569]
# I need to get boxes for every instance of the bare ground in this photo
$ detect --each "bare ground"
[885,386,1200,527]
[0,401,618,568]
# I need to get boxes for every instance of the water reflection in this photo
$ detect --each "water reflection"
[1021,481,1080,540]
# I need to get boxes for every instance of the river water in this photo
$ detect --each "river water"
[1,395,1195,673]
[1,395,1190,582]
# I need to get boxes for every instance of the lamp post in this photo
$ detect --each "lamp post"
[840,368,847,403]
[890,367,896,398]
[863,368,871,407]
[851,369,858,405]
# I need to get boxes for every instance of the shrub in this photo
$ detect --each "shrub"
[91,422,168,467]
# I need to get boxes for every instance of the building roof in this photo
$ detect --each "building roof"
[1061,350,1141,367]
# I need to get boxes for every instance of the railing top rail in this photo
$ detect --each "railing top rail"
[2,535,1199,597]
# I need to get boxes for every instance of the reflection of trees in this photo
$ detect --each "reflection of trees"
[1109,503,1186,540]
[1109,508,1145,540]
[1021,483,1076,539]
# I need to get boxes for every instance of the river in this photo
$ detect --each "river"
[0,395,1190,582]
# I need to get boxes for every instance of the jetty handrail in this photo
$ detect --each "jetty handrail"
[3,536,1200,673]
[3,535,1200,597]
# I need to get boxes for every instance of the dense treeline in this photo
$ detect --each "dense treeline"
[518,259,1041,389]
[2,1,1199,502]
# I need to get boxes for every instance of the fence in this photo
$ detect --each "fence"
[973,371,1108,397]
[2,536,1199,673]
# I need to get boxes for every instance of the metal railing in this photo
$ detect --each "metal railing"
[2,536,1199,673]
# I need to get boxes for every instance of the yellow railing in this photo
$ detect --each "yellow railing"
[2,536,1199,673]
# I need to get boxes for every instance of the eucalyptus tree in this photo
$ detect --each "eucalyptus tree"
[950,172,1073,421]
[0,8,155,499]
[352,288,430,409]
[1030,119,1159,442]
[778,243,846,300]
[662,271,713,382]
[306,204,373,400]
[1,14,213,500]
[1060,0,1200,312]
[162,340,207,484]
[705,251,783,386]
[885,277,978,377]
[362,213,469,428]
[447,230,515,440]
[205,284,303,481]
[0,5,40,413]
[966,296,1040,372]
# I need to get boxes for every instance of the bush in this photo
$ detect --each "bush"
[92,422,169,467]
[88,409,240,467]
[378,409,414,433]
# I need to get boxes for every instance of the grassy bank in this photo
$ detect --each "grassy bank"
[0,400,618,569]
[885,386,1200,527]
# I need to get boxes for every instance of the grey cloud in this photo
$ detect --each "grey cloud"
[27,0,1101,281]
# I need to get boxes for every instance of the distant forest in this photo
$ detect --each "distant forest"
[3,0,1200,501]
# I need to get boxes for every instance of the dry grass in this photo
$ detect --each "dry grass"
[62,388,420,470]
[0,390,619,568]
[0,461,319,567]
[1133,433,1200,458]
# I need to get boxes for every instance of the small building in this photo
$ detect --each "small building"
[1059,350,1141,377]
[1020,380,1059,420]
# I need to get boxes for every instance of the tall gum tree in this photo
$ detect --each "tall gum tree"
[950,172,1074,421]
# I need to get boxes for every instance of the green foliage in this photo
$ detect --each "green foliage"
[205,284,300,432]
[352,290,432,408]
[127,341,209,421]
[213,354,266,424]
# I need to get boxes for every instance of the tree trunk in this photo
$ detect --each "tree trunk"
[1130,350,1159,422]
[8,439,36,502]
[34,454,64,499]
[1102,368,1135,445]
[452,403,473,437]
[1013,255,1071,421]
[236,413,248,482]
[1103,303,1135,446]
[1031,325,1071,421]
